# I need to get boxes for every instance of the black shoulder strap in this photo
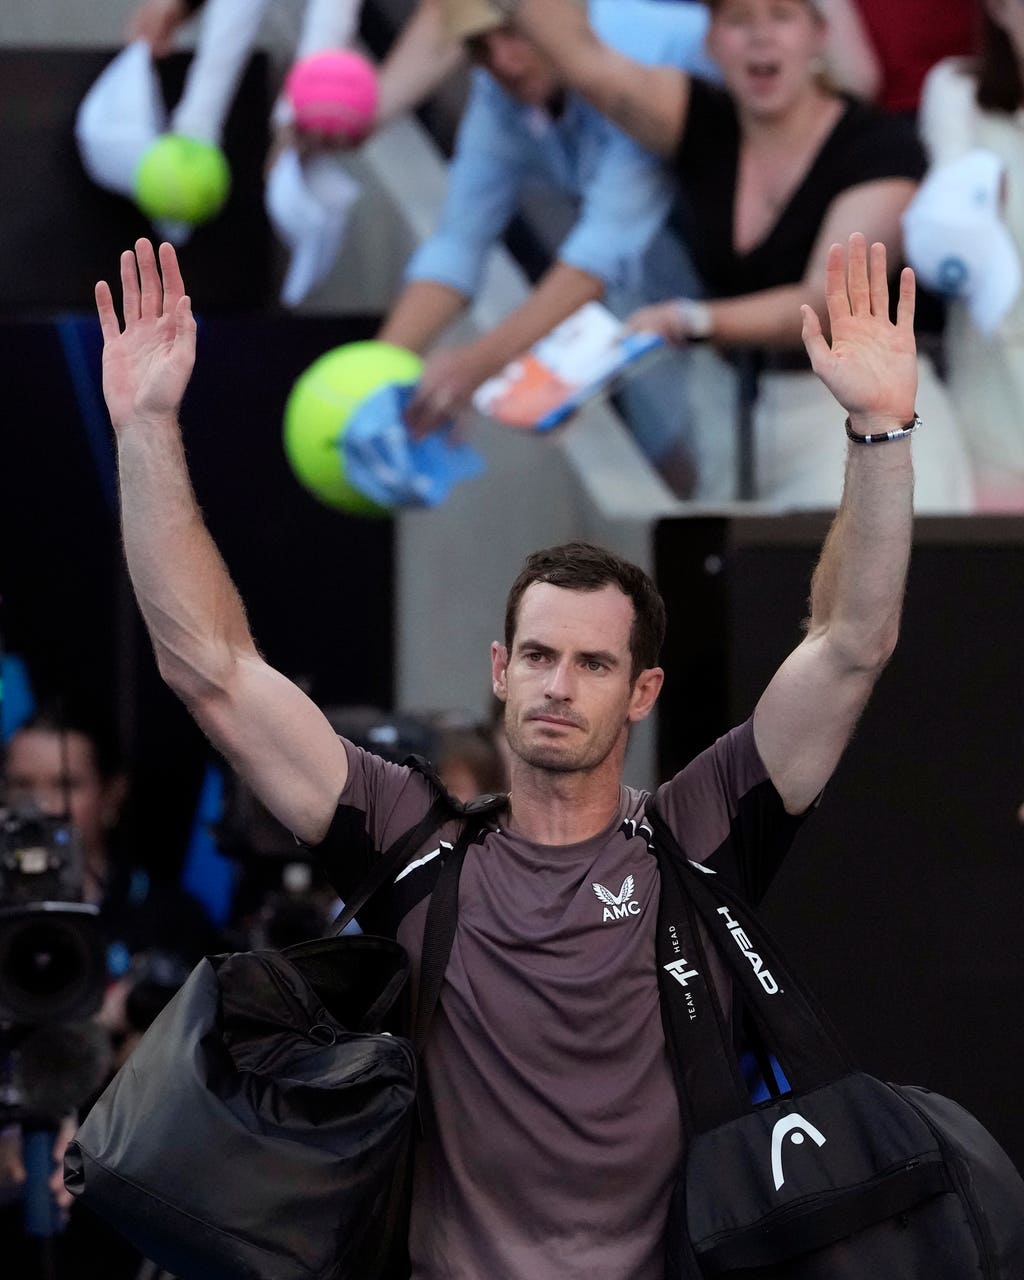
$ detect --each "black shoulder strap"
[333,752,507,1009]
[329,754,499,933]
[648,798,751,1132]
[331,787,451,936]
[646,795,852,1134]
[410,757,507,1047]
[413,817,480,1048]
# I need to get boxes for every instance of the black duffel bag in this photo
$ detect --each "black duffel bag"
[646,801,1024,1278]
[66,936,415,1280]
[66,772,500,1280]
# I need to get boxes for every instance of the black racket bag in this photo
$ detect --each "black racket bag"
[647,801,1024,1278]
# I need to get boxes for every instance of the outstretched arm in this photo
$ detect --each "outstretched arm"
[374,0,464,131]
[509,0,688,157]
[820,0,881,102]
[752,234,916,814]
[97,240,347,843]
[628,177,917,348]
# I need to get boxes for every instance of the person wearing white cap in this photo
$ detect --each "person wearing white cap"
[910,3,1024,511]
[500,0,974,512]
[378,0,717,478]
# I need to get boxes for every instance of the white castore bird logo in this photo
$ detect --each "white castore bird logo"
[593,875,641,922]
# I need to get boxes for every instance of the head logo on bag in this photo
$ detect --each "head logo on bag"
[770,1114,828,1191]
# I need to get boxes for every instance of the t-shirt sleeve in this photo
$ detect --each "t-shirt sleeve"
[556,126,676,289]
[308,739,437,901]
[653,717,807,904]
[404,72,529,296]
[674,77,738,180]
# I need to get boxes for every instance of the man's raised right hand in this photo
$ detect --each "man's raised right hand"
[95,239,197,433]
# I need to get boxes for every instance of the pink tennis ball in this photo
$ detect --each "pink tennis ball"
[284,50,379,142]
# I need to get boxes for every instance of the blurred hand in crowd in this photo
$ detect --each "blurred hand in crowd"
[125,0,193,57]
[404,344,492,437]
[626,301,692,346]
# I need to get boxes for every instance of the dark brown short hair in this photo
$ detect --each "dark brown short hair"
[503,542,666,680]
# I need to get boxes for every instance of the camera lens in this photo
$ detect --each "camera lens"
[0,906,106,1023]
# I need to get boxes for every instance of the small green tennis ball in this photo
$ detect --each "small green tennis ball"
[133,135,231,225]
[283,340,423,515]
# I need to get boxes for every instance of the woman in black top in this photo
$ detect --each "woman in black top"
[505,0,972,509]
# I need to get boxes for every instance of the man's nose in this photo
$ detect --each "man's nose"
[544,658,575,701]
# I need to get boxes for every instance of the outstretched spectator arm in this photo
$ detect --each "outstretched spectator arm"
[96,241,347,844]
[631,177,916,347]
[398,263,604,434]
[509,0,689,156]
[752,235,916,813]
[378,279,469,354]
[374,0,465,131]
[169,0,274,144]
[378,57,678,433]
[819,0,881,101]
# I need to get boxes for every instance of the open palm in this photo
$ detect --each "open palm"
[95,239,196,431]
[802,235,918,425]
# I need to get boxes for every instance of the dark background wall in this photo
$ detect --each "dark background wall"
[0,314,393,878]
[656,515,1024,1169]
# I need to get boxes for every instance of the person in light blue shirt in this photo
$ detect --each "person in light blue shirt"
[381,0,715,477]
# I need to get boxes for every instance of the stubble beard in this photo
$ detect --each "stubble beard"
[504,707,622,777]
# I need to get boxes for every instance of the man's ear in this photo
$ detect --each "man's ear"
[628,666,664,723]
[491,641,509,701]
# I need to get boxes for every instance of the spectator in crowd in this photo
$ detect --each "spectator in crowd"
[1,709,210,1278]
[436,722,508,801]
[4,709,127,908]
[378,0,716,491]
[913,2,1024,511]
[505,0,973,510]
[3,709,215,969]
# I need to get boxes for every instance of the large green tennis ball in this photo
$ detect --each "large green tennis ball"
[133,135,231,225]
[283,340,423,515]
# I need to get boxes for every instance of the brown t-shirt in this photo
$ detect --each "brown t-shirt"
[316,718,804,1279]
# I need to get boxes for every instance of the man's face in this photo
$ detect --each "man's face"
[469,28,562,107]
[492,582,662,775]
[4,728,117,860]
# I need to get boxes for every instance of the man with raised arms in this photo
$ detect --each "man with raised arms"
[96,233,917,1277]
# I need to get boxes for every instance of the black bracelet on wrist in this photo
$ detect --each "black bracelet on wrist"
[845,414,920,445]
